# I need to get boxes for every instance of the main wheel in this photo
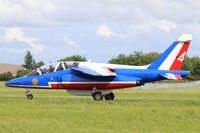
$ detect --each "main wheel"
[27,94,33,100]
[92,92,103,101]
[104,92,115,100]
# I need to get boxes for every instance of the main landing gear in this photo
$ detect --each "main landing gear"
[92,91,103,101]
[92,91,115,101]
[25,89,33,100]
[104,92,115,100]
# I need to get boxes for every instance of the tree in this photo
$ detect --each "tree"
[0,72,13,81]
[109,51,160,66]
[22,50,45,71]
[23,50,36,70]
[59,55,87,62]
[16,70,31,78]
[109,54,128,65]
[181,56,193,71]
[34,61,45,69]
[189,57,200,79]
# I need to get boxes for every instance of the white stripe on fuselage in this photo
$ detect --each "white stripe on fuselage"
[158,42,183,70]
[79,62,149,69]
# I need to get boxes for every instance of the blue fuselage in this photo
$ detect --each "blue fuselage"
[5,68,189,90]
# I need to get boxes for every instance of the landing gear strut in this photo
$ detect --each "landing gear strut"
[104,92,115,100]
[25,89,33,100]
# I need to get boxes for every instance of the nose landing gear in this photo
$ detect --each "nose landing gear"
[25,89,33,100]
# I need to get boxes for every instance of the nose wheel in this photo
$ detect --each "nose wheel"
[26,94,33,100]
[25,89,33,100]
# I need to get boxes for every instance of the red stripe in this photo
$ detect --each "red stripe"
[174,74,182,80]
[50,83,137,90]
[170,41,190,70]
[6,83,137,90]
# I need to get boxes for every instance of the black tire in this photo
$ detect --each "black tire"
[104,92,114,100]
[27,94,33,100]
[92,92,103,101]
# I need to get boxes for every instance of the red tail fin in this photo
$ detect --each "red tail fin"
[170,41,191,70]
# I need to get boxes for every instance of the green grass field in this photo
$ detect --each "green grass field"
[1,82,200,133]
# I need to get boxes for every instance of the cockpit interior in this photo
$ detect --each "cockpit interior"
[27,61,79,76]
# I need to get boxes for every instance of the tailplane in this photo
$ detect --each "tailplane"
[148,34,192,70]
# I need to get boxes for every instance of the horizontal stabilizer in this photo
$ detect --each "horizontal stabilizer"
[72,66,116,76]
[160,73,182,80]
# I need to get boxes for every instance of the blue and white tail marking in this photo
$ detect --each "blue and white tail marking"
[148,34,192,70]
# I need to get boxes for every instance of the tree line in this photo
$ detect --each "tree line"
[1,50,200,81]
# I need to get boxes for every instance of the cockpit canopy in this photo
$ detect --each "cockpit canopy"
[27,61,79,76]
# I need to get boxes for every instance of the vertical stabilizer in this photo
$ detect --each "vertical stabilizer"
[148,34,192,70]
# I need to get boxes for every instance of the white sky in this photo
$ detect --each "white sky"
[0,0,199,64]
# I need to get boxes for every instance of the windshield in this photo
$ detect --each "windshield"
[64,62,79,69]
[40,63,57,74]
[27,63,57,76]
[27,70,40,77]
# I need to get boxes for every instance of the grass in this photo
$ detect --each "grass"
[0,81,200,133]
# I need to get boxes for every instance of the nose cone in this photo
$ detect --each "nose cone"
[5,79,19,87]
[5,77,26,87]
[5,77,35,88]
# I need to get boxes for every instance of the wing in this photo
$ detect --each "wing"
[72,66,116,76]
[160,73,182,80]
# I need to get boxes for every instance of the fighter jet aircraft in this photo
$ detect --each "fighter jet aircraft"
[5,34,192,101]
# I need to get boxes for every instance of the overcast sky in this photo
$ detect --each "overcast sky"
[0,0,199,64]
